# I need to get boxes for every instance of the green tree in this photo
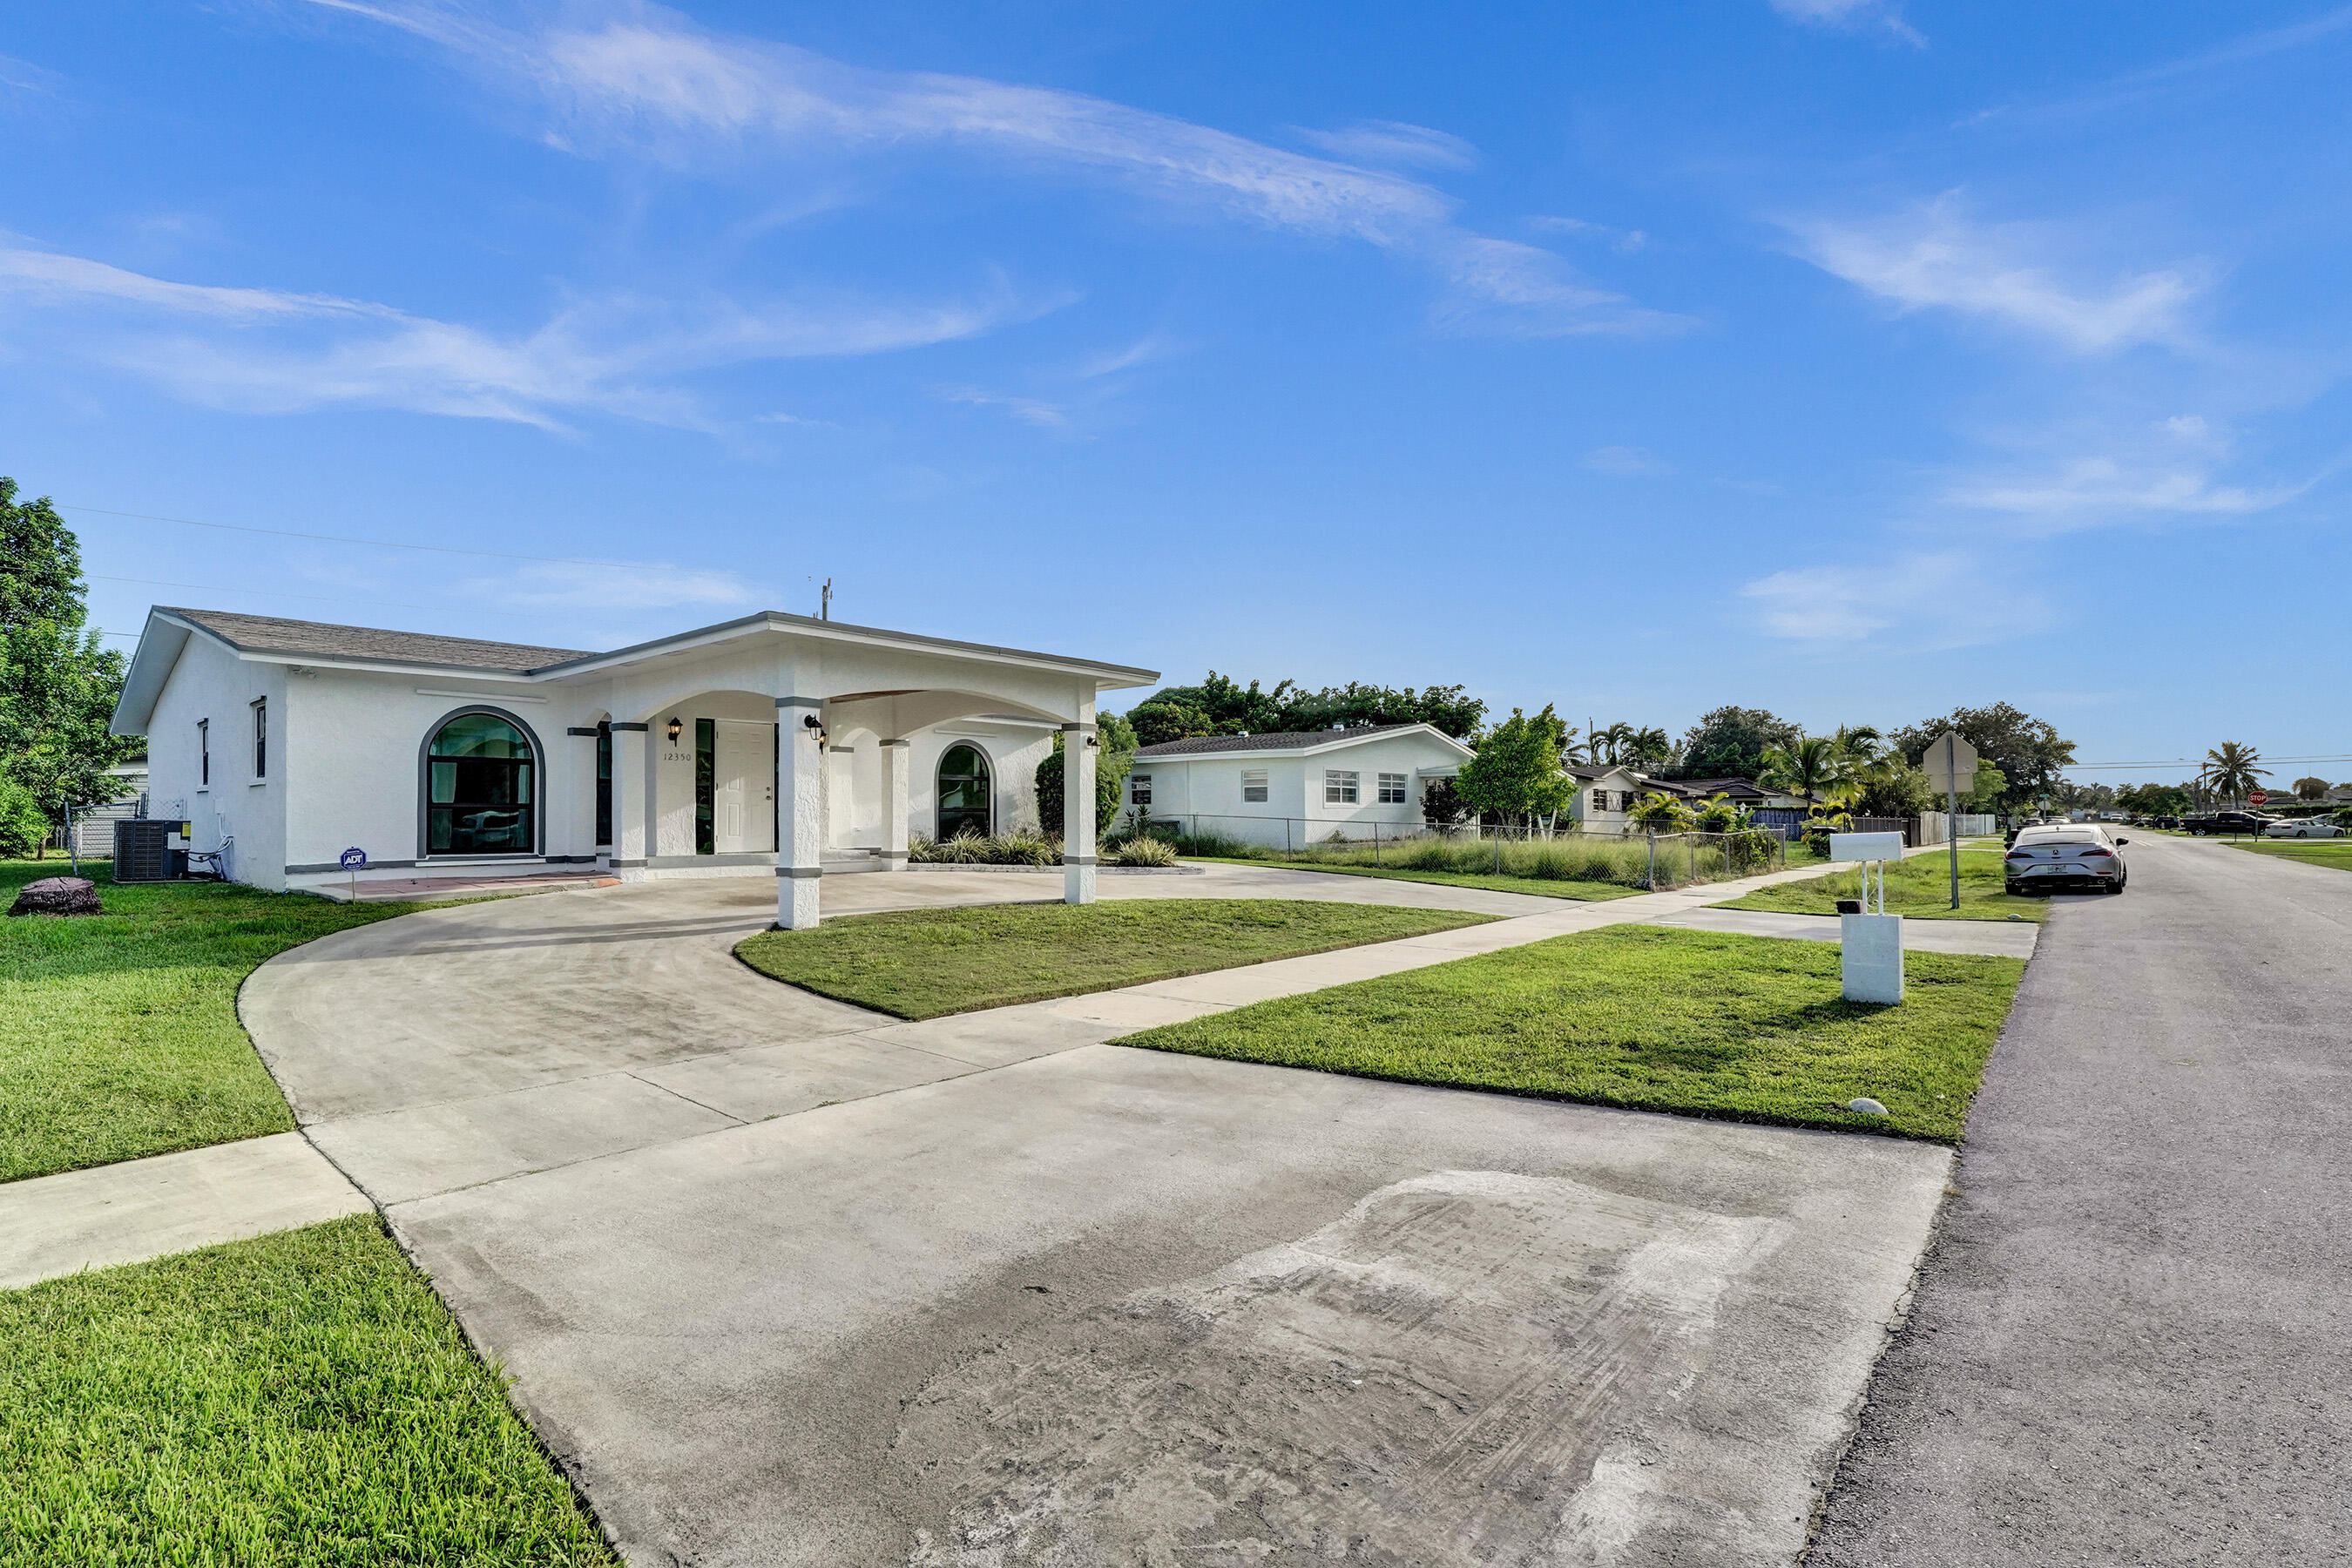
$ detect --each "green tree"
[1456,706,1572,828]
[1891,704,2077,813]
[0,478,136,846]
[1125,672,1489,744]
[1034,713,1137,838]
[1675,706,1802,779]
[2294,776,2329,801]
[2197,741,2268,805]
[1625,791,1695,832]
[1691,793,1749,835]
[1758,735,1858,807]
[1961,760,2008,812]
[1626,726,1673,770]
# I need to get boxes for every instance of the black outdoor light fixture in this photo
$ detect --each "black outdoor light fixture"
[803,713,827,743]
[666,716,683,747]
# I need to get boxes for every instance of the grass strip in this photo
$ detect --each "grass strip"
[2229,839,2352,872]
[1119,924,2024,1143]
[0,1216,614,1567]
[2,861,431,1183]
[735,898,1497,1020]
[1183,855,1640,902]
[1710,848,2049,923]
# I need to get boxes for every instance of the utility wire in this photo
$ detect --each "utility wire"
[86,573,651,629]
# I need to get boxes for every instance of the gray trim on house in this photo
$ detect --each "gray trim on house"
[1132,724,1430,760]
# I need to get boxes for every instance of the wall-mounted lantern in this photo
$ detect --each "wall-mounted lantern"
[802,713,828,744]
[666,716,684,747]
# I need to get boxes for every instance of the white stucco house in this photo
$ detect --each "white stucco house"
[1567,765,1812,835]
[109,605,1156,926]
[1125,724,1474,849]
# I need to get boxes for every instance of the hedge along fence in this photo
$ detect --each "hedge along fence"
[1170,824,1783,892]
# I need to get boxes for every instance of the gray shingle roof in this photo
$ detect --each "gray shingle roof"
[1133,724,1422,759]
[165,607,594,674]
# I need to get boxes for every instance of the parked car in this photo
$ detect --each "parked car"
[2265,817,2346,839]
[2004,825,2130,895]
[2182,810,2275,836]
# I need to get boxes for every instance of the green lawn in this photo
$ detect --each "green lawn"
[0,1217,613,1567]
[735,898,1498,1020]
[1,861,433,1184]
[2231,838,2352,872]
[1119,925,2023,1143]
[1184,855,1640,902]
[1709,848,2050,923]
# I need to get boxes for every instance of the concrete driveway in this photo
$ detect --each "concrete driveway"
[239,864,1963,1566]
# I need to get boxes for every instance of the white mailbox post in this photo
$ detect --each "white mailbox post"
[1828,830,1906,1004]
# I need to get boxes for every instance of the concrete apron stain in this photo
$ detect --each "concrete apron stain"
[897,1172,1788,1568]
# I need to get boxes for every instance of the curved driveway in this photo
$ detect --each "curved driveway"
[241,860,1962,1567]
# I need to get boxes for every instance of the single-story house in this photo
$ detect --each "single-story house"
[1566,767,1810,834]
[1127,724,1474,850]
[109,605,1156,926]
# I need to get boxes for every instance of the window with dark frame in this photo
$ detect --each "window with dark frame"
[252,700,267,781]
[936,744,992,839]
[1130,774,1152,806]
[425,713,535,855]
[694,718,716,855]
[595,721,612,847]
[199,719,210,787]
[1591,787,1608,813]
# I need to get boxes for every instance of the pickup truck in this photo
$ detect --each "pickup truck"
[2181,810,2275,836]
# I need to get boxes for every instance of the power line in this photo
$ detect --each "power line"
[59,503,718,574]
[2063,755,2352,770]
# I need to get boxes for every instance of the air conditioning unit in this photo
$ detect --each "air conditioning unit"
[112,820,188,882]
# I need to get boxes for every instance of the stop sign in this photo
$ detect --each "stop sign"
[2248,789,2268,806]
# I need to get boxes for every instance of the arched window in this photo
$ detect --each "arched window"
[936,743,992,841]
[426,713,536,855]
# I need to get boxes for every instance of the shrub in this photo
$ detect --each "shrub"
[908,828,1058,867]
[1109,835,1177,867]
[0,777,48,859]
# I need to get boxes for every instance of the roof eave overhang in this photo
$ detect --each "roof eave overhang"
[528,611,1159,689]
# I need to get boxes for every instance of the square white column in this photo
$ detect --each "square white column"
[776,697,824,929]
[1062,722,1097,905]
[880,739,911,869]
[610,721,650,877]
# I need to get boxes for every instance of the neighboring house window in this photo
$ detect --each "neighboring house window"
[198,719,209,787]
[1590,787,1608,813]
[1618,790,1638,812]
[1377,772,1408,804]
[937,743,992,840]
[251,700,267,781]
[1326,770,1360,805]
[1241,768,1268,803]
[426,712,536,855]
[1131,774,1152,807]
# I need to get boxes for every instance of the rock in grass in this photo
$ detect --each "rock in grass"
[1845,1097,1889,1117]
[9,876,102,917]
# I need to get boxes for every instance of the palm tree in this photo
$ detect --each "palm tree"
[1759,735,1860,808]
[1592,722,1635,767]
[2198,742,2270,806]
[1628,727,1673,770]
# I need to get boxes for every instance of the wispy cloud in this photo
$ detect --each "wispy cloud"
[1788,196,2206,353]
[936,385,1070,429]
[453,559,762,611]
[1944,456,2301,525]
[301,0,1684,337]
[0,247,1034,430]
[1740,551,2048,648]
[1585,445,1669,476]
[1291,119,1477,172]
[0,51,66,107]
[1767,0,1924,47]
[1530,215,1649,254]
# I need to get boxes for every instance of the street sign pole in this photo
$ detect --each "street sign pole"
[1945,733,1961,910]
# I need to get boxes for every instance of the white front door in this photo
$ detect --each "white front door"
[713,720,776,854]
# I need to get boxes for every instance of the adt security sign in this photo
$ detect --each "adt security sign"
[339,847,368,902]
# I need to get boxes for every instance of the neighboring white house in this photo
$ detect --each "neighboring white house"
[1566,767,1811,835]
[110,605,1155,926]
[1126,724,1475,849]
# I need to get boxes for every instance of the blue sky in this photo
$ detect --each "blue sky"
[6,1,2349,785]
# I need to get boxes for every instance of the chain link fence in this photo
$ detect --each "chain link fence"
[1146,814,1787,892]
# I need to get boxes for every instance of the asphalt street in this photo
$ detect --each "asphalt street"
[1807,833,2352,1565]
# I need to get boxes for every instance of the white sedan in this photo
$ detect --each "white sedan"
[2266,817,2346,839]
